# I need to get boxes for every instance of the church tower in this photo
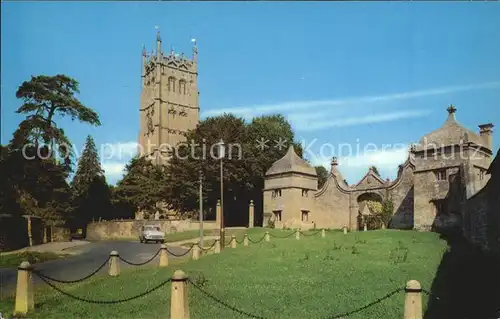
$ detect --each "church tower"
[138,31,200,165]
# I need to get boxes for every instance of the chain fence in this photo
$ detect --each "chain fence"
[247,234,267,244]
[119,249,161,266]
[19,229,440,318]
[32,257,110,284]
[34,270,172,304]
[198,240,218,251]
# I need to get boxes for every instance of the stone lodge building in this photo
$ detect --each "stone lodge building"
[138,31,200,165]
[263,105,495,232]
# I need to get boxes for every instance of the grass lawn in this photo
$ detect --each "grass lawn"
[0,229,447,319]
[0,251,68,268]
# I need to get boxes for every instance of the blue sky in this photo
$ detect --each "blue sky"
[2,2,499,185]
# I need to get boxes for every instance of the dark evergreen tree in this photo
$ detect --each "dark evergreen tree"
[71,135,111,228]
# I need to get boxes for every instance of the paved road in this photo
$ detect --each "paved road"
[0,241,189,299]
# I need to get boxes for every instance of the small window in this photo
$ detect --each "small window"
[273,211,282,222]
[272,189,282,198]
[301,211,309,222]
[479,169,486,180]
[435,169,447,181]
[302,189,308,197]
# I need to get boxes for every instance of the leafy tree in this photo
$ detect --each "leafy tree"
[315,165,329,189]
[113,156,168,218]
[370,165,380,176]
[0,145,72,224]
[163,113,301,226]
[11,74,101,172]
[71,135,112,227]
[380,198,395,227]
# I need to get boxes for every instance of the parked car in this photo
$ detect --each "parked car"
[139,224,165,244]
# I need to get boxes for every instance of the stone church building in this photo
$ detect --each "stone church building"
[263,105,495,232]
[138,31,200,165]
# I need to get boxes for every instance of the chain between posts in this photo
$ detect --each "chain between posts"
[323,287,405,319]
[31,257,110,284]
[269,231,297,239]
[247,234,267,244]
[165,244,195,257]
[197,240,217,251]
[299,230,322,237]
[35,272,172,304]
[188,278,265,319]
[118,249,161,266]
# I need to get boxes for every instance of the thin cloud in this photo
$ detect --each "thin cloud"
[292,110,431,131]
[201,81,500,118]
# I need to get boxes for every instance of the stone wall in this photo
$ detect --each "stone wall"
[462,150,500,253]
[86,219,218,241]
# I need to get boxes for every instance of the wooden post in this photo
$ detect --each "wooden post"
[296,229,300,240]
[14,261,34,316]
[321,229,326,238]
[265,231,270,242]
[192,243,200,260]
[159,244,169,267]
[108,251,120,277]
[231,235,236,248]
[243,233,249,246]
[170,270,190,319]
[248,200,254,228]
[404,280,423,319]
[214,239,221,254]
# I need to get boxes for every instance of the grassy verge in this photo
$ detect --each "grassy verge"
[0,252,68,268]
[0,229,447,318]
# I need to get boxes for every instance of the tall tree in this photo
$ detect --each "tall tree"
[71,135,112,226]
[71,135,104,196]
[113,156,168,219]
[315,165,329,189]
[163,113,301,226]
[11,74,101,172]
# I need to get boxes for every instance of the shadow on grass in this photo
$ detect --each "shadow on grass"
[425,232,500,319]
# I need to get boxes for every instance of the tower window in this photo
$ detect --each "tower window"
[179,80,186,95]
[435,169,447,181]
[302,189,308,197]
[168,77,176,92]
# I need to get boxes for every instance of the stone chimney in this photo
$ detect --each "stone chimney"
[478,123,494,150]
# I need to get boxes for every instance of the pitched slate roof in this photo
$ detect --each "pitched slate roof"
[266,146,317,176]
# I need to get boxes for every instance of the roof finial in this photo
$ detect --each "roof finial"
[142,44,147,57]
[446,104,457,122]
[447,104,456,114]
[156,30,161,42]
